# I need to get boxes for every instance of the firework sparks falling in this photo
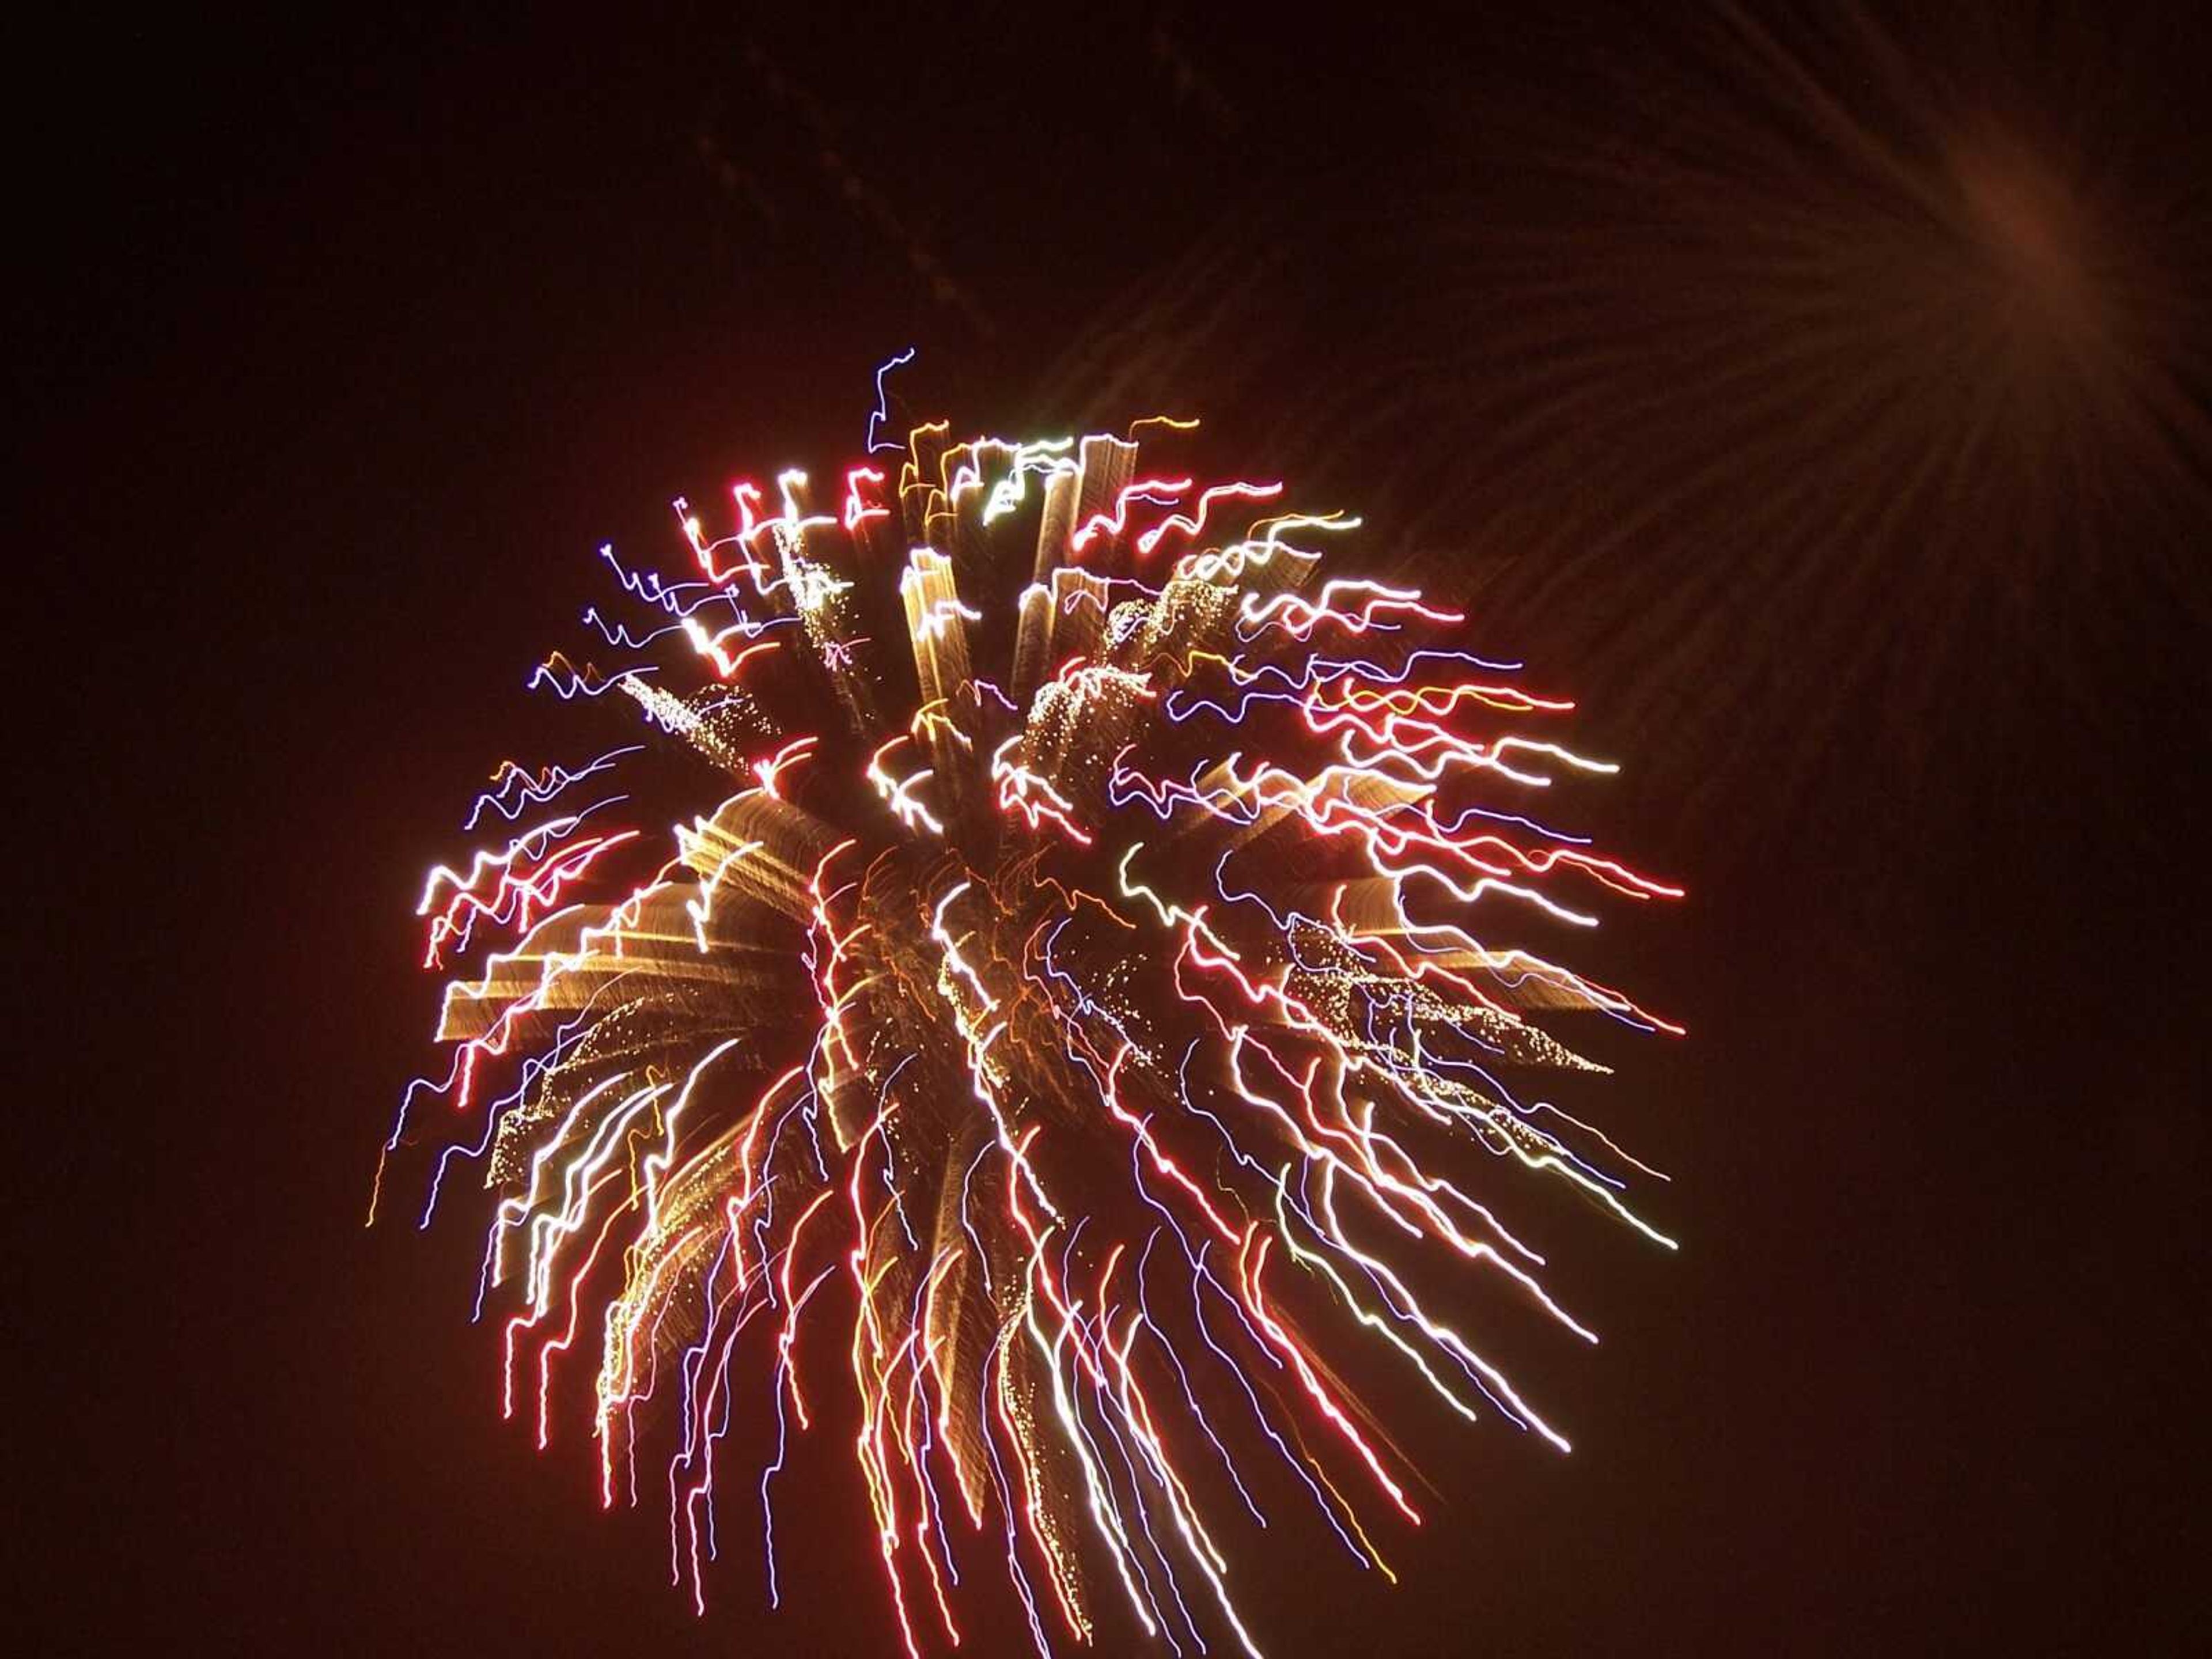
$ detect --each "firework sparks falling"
[377,403,1681,1656]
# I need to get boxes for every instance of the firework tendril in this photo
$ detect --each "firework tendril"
[378,400,1682,1657]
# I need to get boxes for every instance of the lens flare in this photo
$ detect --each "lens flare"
[377,405,1680,1656]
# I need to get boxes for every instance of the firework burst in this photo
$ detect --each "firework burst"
[1051,5,2212,861]
[378,396,1680,1656]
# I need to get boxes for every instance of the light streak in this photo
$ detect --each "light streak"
[868,348,918,454]
[465,745,644,830]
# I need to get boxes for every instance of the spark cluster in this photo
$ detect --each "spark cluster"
[378,399,1681,1656]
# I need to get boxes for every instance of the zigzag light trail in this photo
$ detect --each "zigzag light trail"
[377,393,1681,1657]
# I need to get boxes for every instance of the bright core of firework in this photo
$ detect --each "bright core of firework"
[377,394,1681,1657]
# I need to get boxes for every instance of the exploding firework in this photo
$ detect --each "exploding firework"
[378,393,1680,1656]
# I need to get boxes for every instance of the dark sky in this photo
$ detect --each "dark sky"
[25,5,2206,1654]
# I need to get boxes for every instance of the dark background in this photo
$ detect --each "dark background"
[23,5,2206,1654]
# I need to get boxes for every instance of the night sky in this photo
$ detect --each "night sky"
[26,6,2206,1654]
